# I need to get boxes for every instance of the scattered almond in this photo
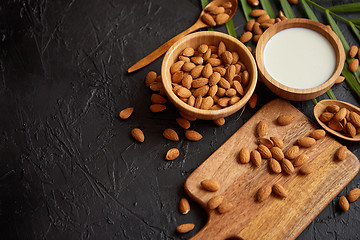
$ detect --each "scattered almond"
[239,147,250,164]
[213,118,225,126]
[150,104,166,112]
[347,188,360,202]
[151,94,167,104]
[145,71,157,87]
[258,138,274,149]
[208,195,224,210]
[349,58,359,73]
[297,137,316,148]
[349,45,358,58]
[335,145,347,161]
[339,196,349,211]
[179,198,190,214]
[257,144,272,159]
[349,111,360,127]
[179,111,197,121]
[285,146,299,160]
[293,153,309,167]
[248,93,257,108]
[165,148,180,160]
[257,185,272,202]
[270,147,284,161]
[176,118,191,129]
[201,179,220,192]
[299,164,314,175]
[217,201,233,213]
[269,158,282,174]
[281,159,295,175]
[277,114,294,126]
[185,130,203,141]
[310,129,326,140]
[163,128,179,141]
[119,107,134,119]
[131,128,145,143]
[176,223,195,233]
[239,31,253,43]
[272,183,287,198]
[270,137,284,149]
[257,120,268,137]
[250,150,262,167]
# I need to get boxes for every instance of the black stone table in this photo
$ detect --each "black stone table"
[1,0,359,239]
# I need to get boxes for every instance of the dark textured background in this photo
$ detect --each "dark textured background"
[1,0,360,239]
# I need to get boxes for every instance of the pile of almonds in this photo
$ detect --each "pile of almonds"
[171,41,250,110]
[319,104,360,138]
[201,1,233,27]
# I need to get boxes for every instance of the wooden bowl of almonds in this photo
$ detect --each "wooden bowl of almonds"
[161,31,257,120]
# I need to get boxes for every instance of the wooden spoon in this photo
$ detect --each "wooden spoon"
[314,99,360,141]
[127,0,238,73]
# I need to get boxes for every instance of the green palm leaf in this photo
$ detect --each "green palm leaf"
[260,0,276,18]
[240,0,253,22]
[280,0,296,18]
[327,2,360,12]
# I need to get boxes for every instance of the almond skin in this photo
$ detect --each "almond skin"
[285,146,299,160]
[257,144,272,159]
[163,128,179,141]
[176,118,191,129]
[119,107,134,119]
[250,150,262,167]
[165,148,180,160]
[310,129,326,140]
[297,137,316,148]
[239,147,251,164]
[347,188,360,202]
[339,196,349,211]
[270,147,284,161]
[185,130,203,141]
[282,159,295,175]
[201,179,220,192]
[208,195,224,210]
[176,223,195,233]
[335,146,347,161]
[217,201,233,213]
[257,185,272,202]
[277,114,294,126]
[131,128,145,143]
[269,158,282,174]
[179,198,190,214]
[272,183,287,198]
[150,104,166,113]
[293,153,309,167]
[257,120,268,137]
[299,164,314,175]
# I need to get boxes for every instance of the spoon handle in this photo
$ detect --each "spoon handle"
[127,19,207,73]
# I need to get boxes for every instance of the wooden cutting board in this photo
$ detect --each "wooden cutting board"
[184,99,360,240]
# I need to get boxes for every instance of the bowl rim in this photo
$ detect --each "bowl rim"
[255,18,345,95]
[161,31,257,119]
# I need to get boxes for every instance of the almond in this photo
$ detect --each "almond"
[319,112,334,122]
[347,188,360,202]
[200,96,214,110]
[299,164,314,175]
[209,72,221,86]
[334,107,347,122]
[335,145,347,161]
[349,111,360,127]
[339,196,349,211]
[150,81,163,91]
[270,147,284,161]
[163,128,179,141]
[217,97,230,107]
[119,107,134,119]
[257,14,270,23]
[192,77,209,88]
[257,185,272,202]
[219,78,231,89]
[217,87,226,97]
[239,31,253,43]
[229,96,240,105]
[201,179,220,192]
[207,57,222,67]
[179,111,196,121]
[270,137,284,149]
[282,159,295,175]
[202,63,213,78]
[208,195,224,210]
[326,104,340,113]
[335,76,345,84]
[218,41,226,56]
[165,148,180,160]
[131,128,144,142]
[293,153,309,167]
[269,158,282,174]
[225,65,236,82]
[176,118,191,129]
[145,71,157,87]
[272,183,287,198]
[172,71,184,83]
[185,130,203,141]
[253,22,263,35]
[176,87,192,98]
[194,96,203,109]
[247,0,259,7]
[297,137,316,148]
[179,198,190,214]
[213,118,225,126]
[258,138,274,149]
[198,44,208,54]
[277,114,294,126]
[310,129,326,140]
[328,120,344,131]
[190,65,205,78]
[182,62,196,72]
[193,85,209,97]
[225,88,237,97]
[233,80,244,96]
[257,144,272,159]
[250,9,267,17]
[176,223,195,233]
[245,19,256,31]
[285,146,299,160]
[150,104,166,113]
[191,56,204,65]
[349,58,359,73]
[217,201,233,213]
[250,150,262,167]
[257,120,268,137]
[346,122,356,138]
[182,47,194,57]
[201,13,216,27]
[239,147,250,164]
[208,85,218,98]
[248,93,257,108]
[215,13,230,25]
[170,61,185,74]
[349,45,358,58]
[288,0,298,4]
[151,94,167,104]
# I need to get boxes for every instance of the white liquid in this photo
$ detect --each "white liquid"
[263,28,336,89]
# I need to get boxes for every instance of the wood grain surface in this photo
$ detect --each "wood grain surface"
[184,99,360,240]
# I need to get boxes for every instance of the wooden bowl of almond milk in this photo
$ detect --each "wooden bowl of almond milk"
[255,18,345,101]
